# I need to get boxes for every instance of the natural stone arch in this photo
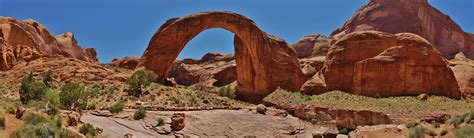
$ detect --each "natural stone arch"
[138,12,305,101]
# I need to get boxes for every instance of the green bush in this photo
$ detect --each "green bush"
[79,123,97,137]
[338,127,352,135]
[133,107,147,120]
[405,120,419,128]
[109,101,125,113]
[22,113,48,125]
[408,127,425,138]
[60,82,96,110]
[438,128,448,136]
[43,91,61,115]
[218,86,235,99]
[19,72,48,104]
[157,117,165,126]
[462,111,474,123]
[127,69,157,97]
[43,69,54,87]
[447,116,464,127]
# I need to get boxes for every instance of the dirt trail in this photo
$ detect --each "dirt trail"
[81,109,328,137]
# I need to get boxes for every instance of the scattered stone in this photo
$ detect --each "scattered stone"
[124,133,133,138]
[417,93,429,100]
[256,104,266,114]
[171,113,185,131]
[91,110,113,117]
[164,77,178,87]
[60,111,81,127]
[420,113,450,123]
[15,106,25,119]
[323,129,338,138]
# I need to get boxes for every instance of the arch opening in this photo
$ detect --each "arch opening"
[138,12,305,101]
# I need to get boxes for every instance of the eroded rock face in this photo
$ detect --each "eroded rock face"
[321,31,461,99]
[110,56,140,69]
[168,59,236,87]
[138,12,305,101]
[449,53,474,99]
[0,16,98,70]
[331,0,474,59]
[291,34,332,58]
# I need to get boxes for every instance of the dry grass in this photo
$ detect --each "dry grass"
[264,89,474,116]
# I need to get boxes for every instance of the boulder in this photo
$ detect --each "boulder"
[0,17,98,70]
[200,52,234,62]
[291,34,333,58]
[171,113,185,131]
[331,0,474,59]
[300,74,327,95]
[321,31,461,99]
[109,56,140,69]
[138,12,305,101]
[60,110,81,127]
[256,104,266,114]
[416,94,429,101]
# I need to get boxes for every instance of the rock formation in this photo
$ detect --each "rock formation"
[0,16,98,70]
[168,57,237,87]
[138,12,305,101]
[449,53,474,99]
[290,34,332,58]
[321,31,461,99]
[110,56,140,69]
[331,0,474,59]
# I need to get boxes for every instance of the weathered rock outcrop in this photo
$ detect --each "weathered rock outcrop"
[0,16,98,70]
[331,0,474,59]
[110,56,140,69]
[449,53,474,99]
[321,31,461,99]
[138,12,305,101]
[200,52,234,62]
[290,34,332,58]
[168,58,237,87]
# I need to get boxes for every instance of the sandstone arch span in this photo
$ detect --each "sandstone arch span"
[138,12,305,101]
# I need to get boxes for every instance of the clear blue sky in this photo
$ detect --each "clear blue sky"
[1,0,473,63]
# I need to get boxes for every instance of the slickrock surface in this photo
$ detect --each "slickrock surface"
[291,34,333,58]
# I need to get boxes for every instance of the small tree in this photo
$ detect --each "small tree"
[19,72,48,104]
[43,69,54,87]
[127,69,157,97]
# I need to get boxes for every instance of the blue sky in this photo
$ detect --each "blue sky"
[1,0,473,63]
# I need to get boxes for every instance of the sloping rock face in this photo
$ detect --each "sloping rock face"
[110,56,140,69]
[449,53,474,99]
[331,0,474,59]
[321,31,461,99]
[138,12,305,101]
[290,34,332,58]
[200,52,234,62]
[0,17,98,70]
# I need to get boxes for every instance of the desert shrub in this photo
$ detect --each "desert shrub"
[408,127,425,138]
[423,127,437,136]
[19,72,48,104]
[12,113,67,137]
[447,115,464,127]
[22,113,48,125]
[133,106,147,120]
[218,86,235,99]
[454,125,474,138]
[157,117,165,126]
[405,120,419,128]
[338,127,353,135]
[462,111,474,123]
[127,69,157,97]
[79,123,97,137]
[42,91,61,115]
[43,69,54,87]
[60,82,97,110]
[109,101,125,113]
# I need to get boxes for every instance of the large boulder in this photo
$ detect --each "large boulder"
[321,31,461,99]
[110,56,140,69]
[138,12,305,101]
[0,16,98,70]
[331,0,474,59]
[290,34,332,58]
[449,53,474,99]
